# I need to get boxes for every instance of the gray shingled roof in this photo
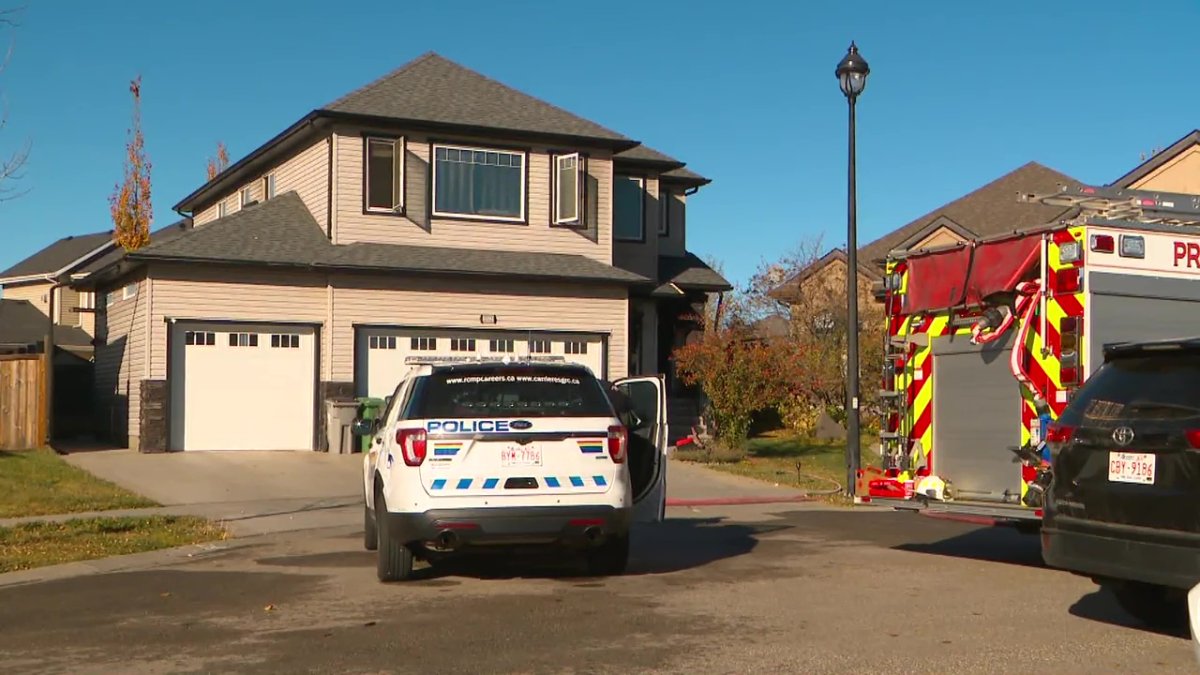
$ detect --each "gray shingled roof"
[324,52,631,143]
[329,243,647,283]
[661,166,711,185]
[131,194,329,266]
[124,191,647,285]
[0,231,112,279]
[859,161,1077,263]
[0,299,92,348]
[657,253,731,291]
[80,219,194,274]
[616,144,682,165]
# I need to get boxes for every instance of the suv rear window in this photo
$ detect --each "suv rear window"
[1059,353,1200,425]
[408,366,615,418]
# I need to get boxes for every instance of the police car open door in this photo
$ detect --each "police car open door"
[613,375,668,522]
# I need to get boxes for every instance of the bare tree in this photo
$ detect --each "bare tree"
[0,6,28,201]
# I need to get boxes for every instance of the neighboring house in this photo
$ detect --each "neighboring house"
[1110,128,1200,192]
[0,230,114,344]
[772,161,1078,310]
[0,298,91,356]
[773,128,1200,324]
[77,51,730,453]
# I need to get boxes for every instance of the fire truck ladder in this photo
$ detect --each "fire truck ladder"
[1020,183,1200,227]
[879,319,915,472]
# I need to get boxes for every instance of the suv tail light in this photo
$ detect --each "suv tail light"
[607,425,627,464]
[1045,424,1075,455]
[396,428,427,466]
[1185,430,1200,449]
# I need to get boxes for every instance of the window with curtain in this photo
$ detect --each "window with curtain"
[433,145,525,220]
[615,175,644,241]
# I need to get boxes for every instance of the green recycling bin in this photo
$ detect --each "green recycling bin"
[358,397,386,452]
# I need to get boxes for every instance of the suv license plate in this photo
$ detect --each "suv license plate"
[502,447,542,467]
[1108,451,1155,485]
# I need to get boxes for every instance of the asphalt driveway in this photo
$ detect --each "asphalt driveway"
[1,501,1195,674]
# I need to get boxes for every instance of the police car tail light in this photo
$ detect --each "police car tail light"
[396,428,427,466]
[607,425,627,463]
[1184,430,1200,449]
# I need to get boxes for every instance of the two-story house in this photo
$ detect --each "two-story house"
[77,52,730,453]
[0,231,113,354]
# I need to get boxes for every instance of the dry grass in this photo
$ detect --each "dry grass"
[0,449,157,518]
[675,431,868,503]
[0,516,227,573]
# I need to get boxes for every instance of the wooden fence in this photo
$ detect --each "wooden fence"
[0,355,45,450]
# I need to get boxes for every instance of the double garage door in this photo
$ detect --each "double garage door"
[169,322,317,451]
[355,328,607,398]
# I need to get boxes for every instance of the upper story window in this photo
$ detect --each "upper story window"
[263,174,276,200]
[659,187,672,236]
[218,201,228,218]
[78,292,95,310]
[433,144,525,222]
[240,185,255,208]
[365,137,404,213]
[554,153,582,226]
[122,283,137,300]
[614,175,644,241]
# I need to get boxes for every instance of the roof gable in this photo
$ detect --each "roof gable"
[0,231,113,280]
[859,161,1078,264]
[323,52,631,145]
[1111,129,1200,188]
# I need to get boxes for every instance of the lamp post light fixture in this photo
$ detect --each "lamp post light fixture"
[835,41,869,498]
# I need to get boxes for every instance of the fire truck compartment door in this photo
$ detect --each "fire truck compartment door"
[1089,273,1200,378]
[931,330,1023,503]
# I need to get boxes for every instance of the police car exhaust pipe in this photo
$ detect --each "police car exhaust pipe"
[584,527,603,544]
[437,530,459,549]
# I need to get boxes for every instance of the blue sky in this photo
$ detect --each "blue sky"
[2,0,1199,287]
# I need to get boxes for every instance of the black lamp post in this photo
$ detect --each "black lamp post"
[836,41,869,498]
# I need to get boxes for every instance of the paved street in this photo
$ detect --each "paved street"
[1,495,1195,674]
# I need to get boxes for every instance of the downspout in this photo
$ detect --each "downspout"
[42,274,66,446]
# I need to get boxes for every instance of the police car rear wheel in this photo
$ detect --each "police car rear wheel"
[375,488,414,582]
[363,505,378,551]
[585,533,629,576]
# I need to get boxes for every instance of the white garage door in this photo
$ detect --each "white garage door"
[355,328,606,398]
[170,322,317,451]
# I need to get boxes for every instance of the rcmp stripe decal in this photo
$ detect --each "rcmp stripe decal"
[431,479,446,490]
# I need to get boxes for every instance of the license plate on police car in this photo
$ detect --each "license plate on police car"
[1108,451,1155,485]
[501,446,542,467]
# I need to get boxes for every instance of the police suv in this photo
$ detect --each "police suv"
[353,356,668,582]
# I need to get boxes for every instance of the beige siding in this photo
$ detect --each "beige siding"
[3,281,51,316]
[332,131,613,264]
[659,188,687,257]
[57,287,80,326]
[1131,145,1200,193]
[192,137,330,228]
[613,175,660,280]
[330,274,629,381]
[914,226,967,250]
[147,266,329,380]
[94,276,148,446]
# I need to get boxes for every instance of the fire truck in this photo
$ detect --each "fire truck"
[861,183,1200,524]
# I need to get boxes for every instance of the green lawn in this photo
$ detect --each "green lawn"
[0,449,158,518]
[675,432,874,501]
[0,516,227,573]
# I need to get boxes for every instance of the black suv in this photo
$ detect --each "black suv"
[1042,337,1200,628]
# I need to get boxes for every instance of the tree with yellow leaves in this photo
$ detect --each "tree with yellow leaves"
[206,141,229,180]
[110,76,152,251]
